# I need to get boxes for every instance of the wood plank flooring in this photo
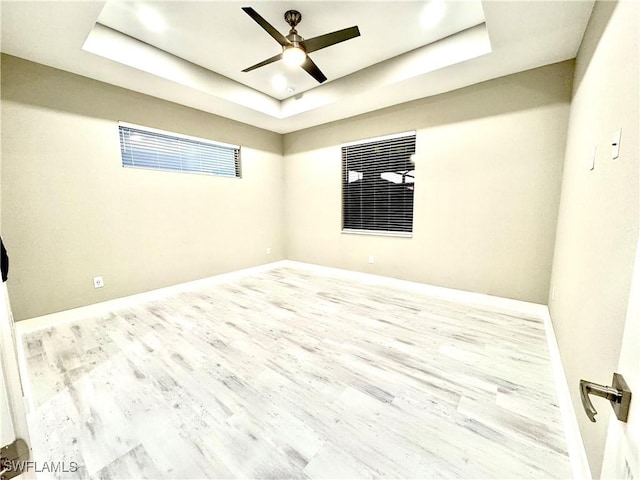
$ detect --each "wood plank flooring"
[19,266,572,479]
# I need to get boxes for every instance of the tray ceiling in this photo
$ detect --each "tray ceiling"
[0,1,594,134]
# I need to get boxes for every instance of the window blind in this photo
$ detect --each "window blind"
[342,132,416,235]
[118,124,240,178]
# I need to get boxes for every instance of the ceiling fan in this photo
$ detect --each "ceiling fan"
[241,7,360,84]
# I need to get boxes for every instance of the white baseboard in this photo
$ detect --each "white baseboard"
[543,307,592,480]
[15,260,289,335]
[280,260,549,319]
[17,259,547,334]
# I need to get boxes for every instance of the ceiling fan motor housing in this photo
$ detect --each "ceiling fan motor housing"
[286,32,304,48]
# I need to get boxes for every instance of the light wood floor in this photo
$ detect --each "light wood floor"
[19,266,572,479]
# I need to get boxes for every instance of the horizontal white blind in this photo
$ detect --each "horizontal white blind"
[118,125,240,177]
[342,132,416,234]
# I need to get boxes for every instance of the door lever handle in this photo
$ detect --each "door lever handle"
[579,373,632,423]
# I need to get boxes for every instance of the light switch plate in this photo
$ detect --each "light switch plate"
[590,146,596,171]
[612,128,621,159]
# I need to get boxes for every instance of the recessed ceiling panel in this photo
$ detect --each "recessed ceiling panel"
[96,1,486,99]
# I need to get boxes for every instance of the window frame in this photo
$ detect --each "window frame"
[118,122,241,178]
[341,131,417,238]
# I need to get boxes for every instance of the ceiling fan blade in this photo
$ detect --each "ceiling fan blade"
[242,52,283,72]
[242,7,289,47]
[301,56,327,84]
[301,26,360,54]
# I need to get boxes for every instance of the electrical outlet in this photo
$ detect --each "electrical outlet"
[266,247,271,255]
[368,255,375,264]
[93,276,104,289]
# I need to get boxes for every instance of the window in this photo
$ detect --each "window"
[118,123,240,178]
[342,131,416,236]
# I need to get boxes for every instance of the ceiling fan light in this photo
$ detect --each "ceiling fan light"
[282,46,306,67]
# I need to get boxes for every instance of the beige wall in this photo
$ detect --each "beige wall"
[283,61,574,304]
[0,57,577,318]
[1,55,285,320]
[549,1,639,476]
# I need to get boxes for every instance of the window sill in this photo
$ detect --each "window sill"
[341,229,413,238]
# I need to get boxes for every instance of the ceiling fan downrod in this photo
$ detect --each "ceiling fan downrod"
[284,10,303,46]
[284,10,304,50]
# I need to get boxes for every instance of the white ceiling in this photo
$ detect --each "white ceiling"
[96,1,486,99]
[1,1,594,134]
